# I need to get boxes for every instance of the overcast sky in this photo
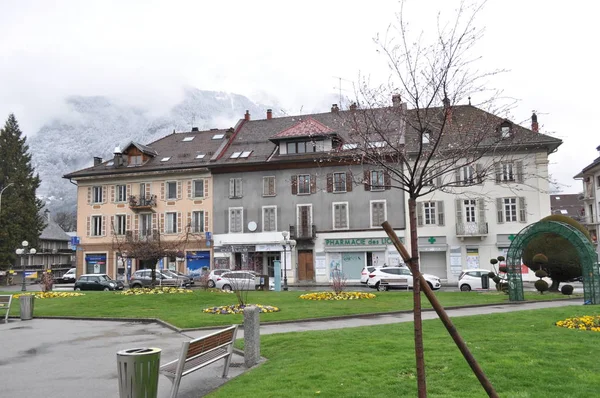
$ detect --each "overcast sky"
[0,0,597,193]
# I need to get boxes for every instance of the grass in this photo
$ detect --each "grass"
[210,306,600,397]
[1,288,582,329]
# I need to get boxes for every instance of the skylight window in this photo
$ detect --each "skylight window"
[560,209,568,215]
[182,137,194,142]
[161,157,171,162]
[230,152,242,159]
[240,151,252,158]
[368,141,386,148]
[212,133,225,140]
[196,154,206,159]
[106,161,114,166]
[342,143,358,150]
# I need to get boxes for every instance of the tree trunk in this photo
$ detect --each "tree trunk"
[549,279,560,291]
[408,197,427,397]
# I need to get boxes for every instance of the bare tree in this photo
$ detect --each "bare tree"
[53,211,77,232]
[334,2,554,396]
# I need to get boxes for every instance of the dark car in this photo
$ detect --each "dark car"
[74,274,125,291]
[162,270,194,286]
[129,269,189,288]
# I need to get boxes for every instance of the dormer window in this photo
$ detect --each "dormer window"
[500,121,512,139]
[422,132,430,144]
[129,155,142,166]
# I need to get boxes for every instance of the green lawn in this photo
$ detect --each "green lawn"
[1,289,582,329]
[211,306,600,397]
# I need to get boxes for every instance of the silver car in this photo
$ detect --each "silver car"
[215,271,257,291]
[207,268,231,288]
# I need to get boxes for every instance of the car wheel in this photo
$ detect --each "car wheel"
[222,284,232,292]
[208,280,215,288]
[376,283,388,292]
[103,287,110,291]
[74,287,81,291]
[131,284,141,289]
[460,284,471,292]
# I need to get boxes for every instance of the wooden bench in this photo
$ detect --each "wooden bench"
[0,295,12,323]
[160,325,238,398]
[378,278,409,291]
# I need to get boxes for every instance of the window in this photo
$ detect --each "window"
[501,126,510,139]
[503,198,517,222]
[165,212,177,234]
[464,200,476,223]
[298,175,311,195]
[286,141,319,154]
[333,172,346,193]
[140,213,152,237]
[333,202,349,229]
[423,202,437,225]
[91,215,103,236]
[240,151,252,158]
[229,178,243,198]
[370,200,386,227]
[422,132,430,144]
[115,215,126,235]
[371,170,385,190]
[182,136,194,142]
[459,166,475,185]
[497,197,526,223]
[166,181,177,200]
[287,142,297,154]
[501,163,514,182]
[231,152,242,159]
[263,176,276,196]
[262,206,277,232]
[229,207,243,233]
[597,176,600,188]
[495,161,523,184]
[192,211,205,233]
[193,179,205,198]
[160,157,170,162]
[92,186,103,203]
[128,155,142,166]
[116,185,127,202]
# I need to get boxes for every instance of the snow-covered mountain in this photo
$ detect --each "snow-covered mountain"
[29,87,279,214]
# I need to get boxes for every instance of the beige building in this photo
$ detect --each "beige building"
[64,129,231,281]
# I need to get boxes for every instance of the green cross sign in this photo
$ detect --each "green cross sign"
[508,234,516,241]
[428,237,436,244]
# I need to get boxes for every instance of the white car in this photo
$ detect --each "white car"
[458,269,492,291]
[207,268,231,288]
[215,271,258,291]
[367,266,441,291]
[61,268,77,283]
[360,266,378,284]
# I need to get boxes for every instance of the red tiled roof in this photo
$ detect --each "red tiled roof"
[271,117,334,139]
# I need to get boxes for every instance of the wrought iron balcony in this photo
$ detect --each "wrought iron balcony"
[456,222,488,237]
[128,195,157,210]
[290,224,316,240]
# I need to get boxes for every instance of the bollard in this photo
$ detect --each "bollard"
[116,347,161,398]
[243,305,260,367]
[19,295,34,320]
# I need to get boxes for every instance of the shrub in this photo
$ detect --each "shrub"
[532,253,548,265]
[561,284,574,295]
[499,266,508,273]
[499,282,509,293]
[490,258,498,266]
[535,270,548,278]
[534,279,549,294]
[497,256,505,262]
[330,269,347,295]
[492,276,501,284]
[488,271,496,278]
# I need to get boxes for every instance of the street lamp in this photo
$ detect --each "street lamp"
[281,231,297,291]
[0,182,15,218]
[16,240,36,292]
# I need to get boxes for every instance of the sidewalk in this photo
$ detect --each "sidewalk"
[0,299,581,397]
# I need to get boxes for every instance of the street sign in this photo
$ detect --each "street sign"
[70,236,80,246]
[206,232,212,241]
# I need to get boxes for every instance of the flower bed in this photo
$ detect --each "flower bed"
[119,286,193,295]
[13,292,84,299]
[203,304,280,315]
[299,292,376,301]
[556,315,600,332]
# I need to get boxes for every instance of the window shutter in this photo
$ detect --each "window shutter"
[437,201,445,226]
[475,164,483,184]
[435,176,442,186]
[384,171,391,190]
[341,204,348,228]
[160,213,165,233]
[86,216,91,236]
[177,212,182,233]
[126,214,131,232]
[477,198,486,223]
[101,216,106,236]
[519,197,527,222]
[455,199,463,224]
[326,173,333,193]
[102,186,107,203]
[417,202,424,227]
[187,212,192,231]
[516,161,524,183]
[291,175,298,195]
[310,175,317,194]
[145,183,151,198]
[495,163,502,184]
[204,211,209,233]
[134,214,139,236]
[177,181,182,199]
[111,185,115,203]
[455,168,461,183]
[187,181,192,198]
[152,213,157,232]
[364,170,370,190]
[160,182,165,200]
[237,178,243,197]
[346,172,353,192]
[87,187,92,204]
[126,184,132,200]
[204,179,209,198]
[229,179,235,197]
[110,216,114,235]
[496,198,504,223]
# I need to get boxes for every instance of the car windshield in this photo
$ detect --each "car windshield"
[162,270,178,277]
[98,275,112,281]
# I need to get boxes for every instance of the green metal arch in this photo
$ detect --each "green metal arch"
[506,220,599,303]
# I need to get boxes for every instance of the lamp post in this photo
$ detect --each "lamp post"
[16,240,36,292]
[0,182,15,218]
[281,231,297,291]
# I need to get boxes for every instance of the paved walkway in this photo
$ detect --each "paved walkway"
[0,299,582,397]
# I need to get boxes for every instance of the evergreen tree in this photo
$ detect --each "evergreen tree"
[0,114,46,269]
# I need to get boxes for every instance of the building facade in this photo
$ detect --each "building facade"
[575,145,600,252]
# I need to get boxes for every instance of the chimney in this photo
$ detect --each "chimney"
[113,146,122,168]
[392,94,402,107]
[443,97,452,122]
[350,102,357,112]
[93,156,102,166]
[531,112,539,133]
[331,104,339,113]
[244,110,251,121]
[44,208,50,221]
[191,127,199,132]
[267,109,273,120]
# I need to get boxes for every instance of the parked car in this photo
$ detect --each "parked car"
[367,266,441,291]
[162,269,194,286]
[59,268,77,283]
[215,271,258,291]
[360,266,378,284]
[129,269,189,288]
[207,268,231,288]
[74,274,124,291]
[458,269,492,291]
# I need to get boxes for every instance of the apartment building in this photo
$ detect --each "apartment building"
[575,145,600,250]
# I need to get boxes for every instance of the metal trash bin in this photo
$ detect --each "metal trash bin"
[19,295,34,320]
[116,347,161,398]
[481,274,490,290]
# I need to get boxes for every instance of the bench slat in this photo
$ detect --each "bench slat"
[160,347,228,378]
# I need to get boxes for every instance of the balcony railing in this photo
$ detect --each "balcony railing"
[290,224,316,240]
[456,222,488,237]
[126,229,160,240]
[128,195,157,210]
[583,215,599,225]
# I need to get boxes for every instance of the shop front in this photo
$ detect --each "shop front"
[85,253,107,274]
[186,251,211,278]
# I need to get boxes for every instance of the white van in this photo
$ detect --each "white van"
[61,268,77,283]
